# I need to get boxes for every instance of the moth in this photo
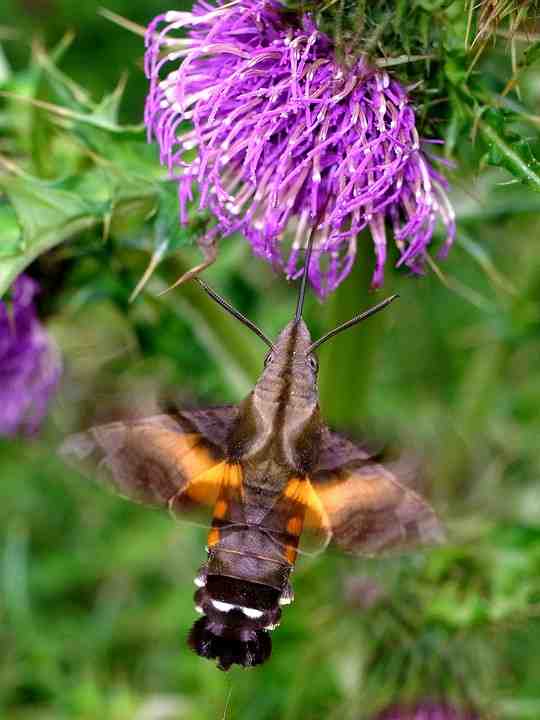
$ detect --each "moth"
[60,237,443,671]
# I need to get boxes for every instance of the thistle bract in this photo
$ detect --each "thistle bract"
[145,0,455,296]
[0,275,61,436]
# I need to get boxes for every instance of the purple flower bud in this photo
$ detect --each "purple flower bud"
[145,0,455,296]
[375,701,480,720]
[0,275,61,437]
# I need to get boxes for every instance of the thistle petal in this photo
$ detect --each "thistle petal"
[0,275,62,437]
[145,0,455,296]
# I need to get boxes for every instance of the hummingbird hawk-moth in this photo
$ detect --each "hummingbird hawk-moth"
[60,237,443,671]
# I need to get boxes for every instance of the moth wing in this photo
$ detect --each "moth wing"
[59,406,239,512]
[168,458,244,523]
[308,429,444,556]
[316,426,374,472]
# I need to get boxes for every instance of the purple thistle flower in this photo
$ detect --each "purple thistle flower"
[145,0,455,296]
[375,701,480,720]
[0,274,61,437]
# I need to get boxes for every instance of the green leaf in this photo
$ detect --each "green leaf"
[0,166,158,296]
[444,50,468,87]
[0,170,102,294]
[478,110,540,192]
[1,172,103,245]
[523,41,540,69]
[0,204,23,258]
[128,183,201,302]
[155,182,199,252]
[90,76,127,127]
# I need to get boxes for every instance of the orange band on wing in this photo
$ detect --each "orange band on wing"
[207,527,221,547]
[184,461,243,506]
[284,543,298,564]
[286,515,303,537]
[214,499,228,520]
[283,476,330,532]
[163,433,218,486]
[193,463,243,549]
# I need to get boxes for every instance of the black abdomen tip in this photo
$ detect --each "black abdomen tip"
[187,616,272,671]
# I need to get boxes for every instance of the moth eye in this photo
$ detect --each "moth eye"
[308,355,318,372]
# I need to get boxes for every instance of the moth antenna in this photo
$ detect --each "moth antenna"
[308,294,399,353]
[195,278,274,350]
[294,219,318,323]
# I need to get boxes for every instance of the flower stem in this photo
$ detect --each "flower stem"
[318,238,390,430]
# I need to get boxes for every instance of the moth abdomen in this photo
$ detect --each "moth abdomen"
[188,616,272,672]
[188,575,285,670]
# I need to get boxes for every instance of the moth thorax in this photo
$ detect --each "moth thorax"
[254,319,317,408]
[188,574,293,671]
[254,363,318,409]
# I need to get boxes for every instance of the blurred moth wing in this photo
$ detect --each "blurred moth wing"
[256,428,444,560]
[309,428,445,555]
[59,407,240,513]
[61,410,443,556]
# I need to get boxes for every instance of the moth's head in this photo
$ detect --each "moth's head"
[263,318,317,375]
[272,319,313,355]
[188,575,288,671]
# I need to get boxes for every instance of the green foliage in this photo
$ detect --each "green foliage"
[1,1,540,719]
[0,36,179,295]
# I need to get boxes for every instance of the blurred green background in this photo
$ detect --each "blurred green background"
[1,1,540,718]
